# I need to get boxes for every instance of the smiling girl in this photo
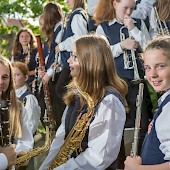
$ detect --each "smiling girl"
[124,36,170,170]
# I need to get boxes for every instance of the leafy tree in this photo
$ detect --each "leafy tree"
[0,0,68,58]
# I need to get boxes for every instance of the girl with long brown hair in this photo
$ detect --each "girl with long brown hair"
[40,34,128,170]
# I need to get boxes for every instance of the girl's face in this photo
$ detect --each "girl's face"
[13,67,27,89]
[0,64,10,98]
[113,0,135,22]
[19,31,31,47]
[144,49,170,92]
[67,51,80,77]
[66,0,74,9]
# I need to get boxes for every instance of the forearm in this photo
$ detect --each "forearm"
[139,162,170,170]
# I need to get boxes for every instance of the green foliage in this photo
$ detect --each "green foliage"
[0,0,68,57]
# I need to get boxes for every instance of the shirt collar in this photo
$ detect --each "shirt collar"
[158,89,170,107]
[108,18,137,26]
[15,85,28,98]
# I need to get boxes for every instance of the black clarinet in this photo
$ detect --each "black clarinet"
[0,92,11,147]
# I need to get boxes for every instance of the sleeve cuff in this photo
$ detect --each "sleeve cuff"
[129,26,140,37]
[46,68,53,77]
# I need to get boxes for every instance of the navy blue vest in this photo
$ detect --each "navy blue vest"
[101,19,144,80]
[65,89,124,169]
[14,48,38,85]
[141,94,170,165]
[61,9,87,69]
[18,89,32,106]
[45,25,62,70]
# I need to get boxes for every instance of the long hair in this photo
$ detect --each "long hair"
[145,36,170,58]
[12,28,37,58]
[42,2,62,47]
[64,34,128,107]
[72,0,86,11]
[0,56,22,139]
[156,0,170,22]
[93,0,116,26]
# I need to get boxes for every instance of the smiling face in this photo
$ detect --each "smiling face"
[113,0,135,22]
[144,49,170,92]
[0,64,10,98]
[67,51,80,78]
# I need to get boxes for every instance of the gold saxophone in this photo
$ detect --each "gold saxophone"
[48,85,95,169]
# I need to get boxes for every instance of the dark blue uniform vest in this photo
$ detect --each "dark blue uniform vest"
[141,94,170,165]
[61,9,87,69]
[101,19,144,80]
[44,25,62,70]
[14,48,38,85]
[18,89,32,106]
[65,89,124,169]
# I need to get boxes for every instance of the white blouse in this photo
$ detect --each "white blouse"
[58,8,88,53]
[39,93,126,170]
[15,85,41,135]
[155,89,170,161]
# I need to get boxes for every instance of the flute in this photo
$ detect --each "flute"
[131,83,144,157]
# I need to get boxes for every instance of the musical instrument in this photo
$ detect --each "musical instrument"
[48,85,95,169]
[43,82,56,130]
[16,111,51,167]
[0,92,10,147]
[36,35,56,130]
[153,7,170,36]
[51,12,66,81]
[25,44,31,64]
[32,55,39,97]
[120,26,141,83]
[130,83,144,157]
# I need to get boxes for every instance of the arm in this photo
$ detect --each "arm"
[124,156,170,170]
[39,107,68,170]
[55,94,126,170]
[131,0,156,20]
[24,95,41,134]
[15,107,34,154]
[128,19,151,51]
[58,12,88,52]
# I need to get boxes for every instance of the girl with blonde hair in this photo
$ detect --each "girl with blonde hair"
[0,56,33,154]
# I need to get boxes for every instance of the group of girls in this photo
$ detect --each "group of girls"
[1,0,170,170]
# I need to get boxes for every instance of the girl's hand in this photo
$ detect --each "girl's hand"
[42,73,50,84]
[120,38,139,51]
[55,45,60,54]
[123,15,135,31]
[124,156,142,170]
[38,67,46,78]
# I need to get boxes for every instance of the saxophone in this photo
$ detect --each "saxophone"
[48,85,95,169]
[16,89,52,166]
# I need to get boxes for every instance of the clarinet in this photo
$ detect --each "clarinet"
[51,12,66,81]
[0,92,11,147]
[130,83,144,157]
[32,55,39,97]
